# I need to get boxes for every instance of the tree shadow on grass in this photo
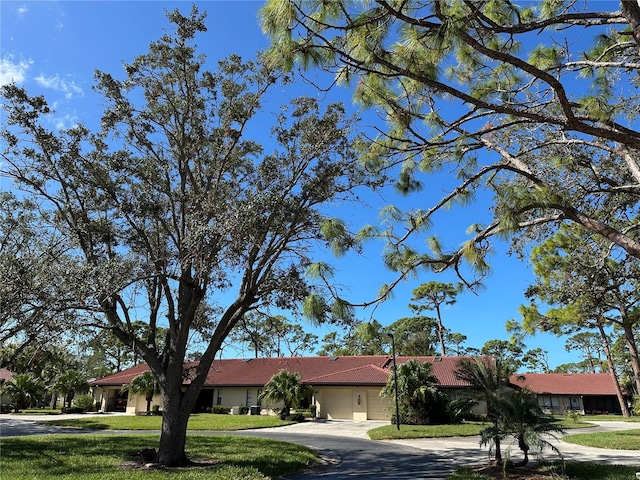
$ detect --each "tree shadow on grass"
[35,419,111,429]
[0,434,315,479]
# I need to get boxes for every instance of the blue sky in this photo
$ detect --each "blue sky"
[0,1,581,368]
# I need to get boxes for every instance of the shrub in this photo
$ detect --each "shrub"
[309,404,317,417]
[565,409,582,422]
[72,395,95,413]
[238,406,249,415]
[62,406,85,414]
[152,404,161,415]
[632,395,640,417]
[286,413,306,422]
[211,405,230,414]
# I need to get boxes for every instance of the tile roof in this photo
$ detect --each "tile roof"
[90,363,151,387]
[304,364,390,385]
[92,355,482,388]
[510,373,623,396]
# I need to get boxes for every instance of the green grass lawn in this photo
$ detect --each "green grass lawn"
[15,408,63,415]
[583,414,640,422]
[38,413,293,430]
[563,428,640,450]
[449,462,640,480]
[0,434,317,480]
[368,422,486,440]
[367,416,588,441]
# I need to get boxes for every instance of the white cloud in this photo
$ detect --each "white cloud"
[51,112,78,130]
[16,5,28,16]
[0,55,32,86]
[34,74,84,99]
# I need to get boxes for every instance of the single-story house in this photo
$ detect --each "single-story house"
[91,355,480,420]
[510,372,629,415]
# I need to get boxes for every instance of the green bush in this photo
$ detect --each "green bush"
[286,413,306,422]
[309,405,317,417]
[73,395,95,413]
[632,395,640,417]
[211,405,230,414]
[62,406,85,414]
[239,406,249,415]
[152,404,161,415]
[565,409,582,422]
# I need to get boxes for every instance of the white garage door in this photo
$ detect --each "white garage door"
[367,389,392,420]
[322,389,353,419]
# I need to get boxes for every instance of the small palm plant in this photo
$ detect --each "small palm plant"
[490,389,563,467]
[455,357,508,464]
[53,370,90,409]
[455,357,564,468]
[3,373,44,412]
[259,370,312,420]
[124,371,161,415]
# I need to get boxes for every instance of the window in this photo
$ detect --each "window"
[570,397,580,410]
[541,396,559,408]
[216,389,222,406]
[246,389,252,406]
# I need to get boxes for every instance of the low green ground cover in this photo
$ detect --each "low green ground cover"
[449,463,639,480]
[368,422,486,440]
[367,417,588,441]
[15,408,64,415]
[582,414,640,422]
[0,434,317,480]
[38,413,292,430]
[563,429,640,450]
[551,416,592,429]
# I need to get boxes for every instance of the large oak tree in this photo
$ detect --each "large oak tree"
[1,8,369,466]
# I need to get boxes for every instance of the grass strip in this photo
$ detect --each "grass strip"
[368,422,486,440]
[0,433,317,480]
[368,416,591,441]
[563,429,640,450]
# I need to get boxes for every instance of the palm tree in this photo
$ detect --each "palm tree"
[380,359,446,424]
[259,370,312,420]
[124,371,160,415]
[454,357,511,464]
[52,370,90,409]
[455,358,563,468]
[4,373,44,412]
[491,389,564,467]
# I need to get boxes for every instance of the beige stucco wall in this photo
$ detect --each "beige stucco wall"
[313,386,391,420]
[126,390,163,415]
[92,386,117,412]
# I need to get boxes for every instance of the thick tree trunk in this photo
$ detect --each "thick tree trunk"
[622,0,640,53]
[597,322,631,417]
[156,384,193,466]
